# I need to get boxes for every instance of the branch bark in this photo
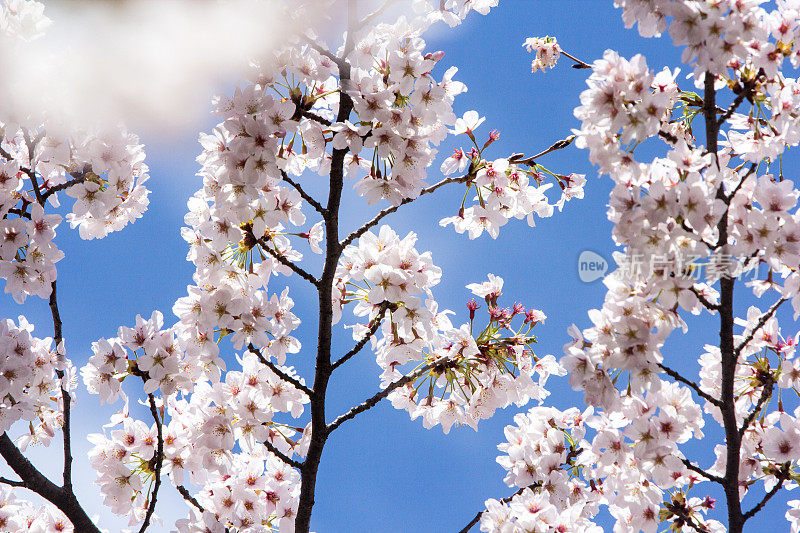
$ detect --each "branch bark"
[0,433,101,532]
[327,357,446,433]
[330,302,392,371]
[706,71,745,533]
[138,394,164,533]
[658,362,722,407]
[257,236,320,287]
[248,344,314,397]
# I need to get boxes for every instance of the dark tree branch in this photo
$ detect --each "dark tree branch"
[281,170,326,216]
[508,135,576,166]
[257,236,320,287]
[0,433,101,532]
[689,285,720,311]
[681,458,725,484]
[7,207,31,219]
[658,363,722,407]
[264,438,304,470]
[0,476,25,487]
[248,344,314,397]
[718,74,761,128]
[48,280,73,492]
[739,376,774,438]
[733,298,787,358]
[300,110,333,127]
[138,394,164,533]
[725,163,758,203]
[177,485,205,512]
[742,470,788,521]
[294,5,358,527]
[706,71,746,533]
[176,486,231,533]
[327,357,447,433]
[340,174,471,249]
[458,485,533,533]
[330,302,392,371]
[41,174,88,203]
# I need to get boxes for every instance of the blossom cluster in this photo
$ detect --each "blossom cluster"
[0,124,150,303]
[335,235,562,432]
[0,315,73,448]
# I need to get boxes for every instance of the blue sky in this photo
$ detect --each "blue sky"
[3,1,798,531]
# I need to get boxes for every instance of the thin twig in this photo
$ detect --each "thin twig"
[658,363,722,407]
[742,469,788,521]
[300,110,333,127]
[247,344,314,397]
[257,236,320,287]
[734,298,787,358]
[458,485,533,533]
[560,50,592,69]
[327,356,448,433]
[689,286,720,311]
[739,376,774,438]
[0,476,25,487]
[718,73,762,128]
[177,485,205,512]
[138,394,164,533]
[724,163,758,204]
[176,486,231,533]
[331,302,392,371]
[281,170,326,216]
[682,459,725,484]
[41,175,87,203]
[508,135,576,166]
[340,175,471,249]
[264,438,304,470]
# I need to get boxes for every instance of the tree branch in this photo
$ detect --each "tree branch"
[718,73,761,128]
[725,163,758,203]
[41,174,88,203]
[742,467,789,522]
[689,285,720,311]
[0,433,101,532]
[658,362,722,407]
[508,135,576,165]
[681,458,725,484]
[247,344,314,397]
[264,438,304,470]
[281,170,326,216]
[738,375,774,438]
[340,174,471,249]
[300,109,332,127]
[327,357,447,433]
[176,486,231,533]
[48,280,74,492]
[0,476,25,487]
[458,485,533,533]
[257,236,320,287]
[330,302,392,371]
[138,394,164,533]
[177,485,205,512]
[734,298,787,358]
